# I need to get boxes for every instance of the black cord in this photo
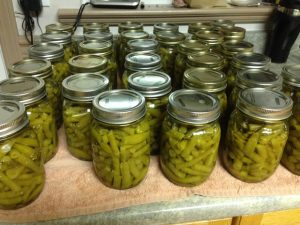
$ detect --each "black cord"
[18,0,35,44]
[72,2,91,33]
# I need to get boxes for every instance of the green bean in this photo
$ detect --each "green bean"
[91,119,151,189]
[159,46,177,79]
[63,45,74,62]
[160,116,221,186]
[173,53,186,90]
[223,110,288,182]
[52,61,70,84]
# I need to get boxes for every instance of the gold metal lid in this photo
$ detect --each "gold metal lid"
[118,21,143,33]
[83,22,110,33]
[153,23,179,34]
[187,52,225,70]
[281,65,300,88]
[221,26,246,40]
[41,31,72,45]
[221,40,254,56]
[84,31,113,42]
[69,54,108,73]
[177,39,209,55]
[232,52,271,70]
[79,40,112,55]
[188,22,213,34]
[195,30,224,45]
[29,42,64,61]
[120,30,149,42]
[212,19,235,30]
[156,31,186,45]
[127,39,158,52]
[45,23,73,33]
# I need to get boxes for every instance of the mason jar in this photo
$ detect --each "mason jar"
[183,68,227,117]
[126,38,159,54]
[229,69,282,113]
[212,19,235,30]
[186,52,225,72]
[223,88,292,182]
[91,90,150,189]
[45,23,73,33]
[128,71,171,155]
[79,40,117,89]
[0,77,58,163]
[227,52,271,95]
[160,89,221,186]
[221,26,246,41]
[280,65,300,175]
[8,59,62,129]
[173,40,209,90]
[83,22,110,33]
[153,23,179,35]
[62,73,109,161]
[122,52,162,88]
[188,22,213,39]
[0,100,45,209]
[156,31,186,79]
[71,35,84,56]
[41,31,74,61]
[195,30,224,53]
[29,42,70,84]
[84,31,113,42]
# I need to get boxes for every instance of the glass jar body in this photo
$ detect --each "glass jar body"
[173,52,187,90]
[226,64,239,95]
[91,117,151,189]
[160,115,221,186]
[27,97,58,163]
[62,42,75,62]
[158,43,178,79]
[63,99,93,161]
[223,110,289,182]
[0,127,45,209]
[51,57,70,84]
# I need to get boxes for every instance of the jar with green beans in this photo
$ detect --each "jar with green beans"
[45,23,73,33]
[62,73,109,161]
[160,89,221,186]
[83,22,110,33]
[126,38,159,55]
[0,100,45,209]
[84,31,113,42]
[186,52,225,72]
[128,71,171,155]
[223,88,292,182]
[92,90,150,189]
[221,26,246,41]
[187,22,213,39]
[195,30,224,53]
[153,23,179,35]
[0,77,58,163]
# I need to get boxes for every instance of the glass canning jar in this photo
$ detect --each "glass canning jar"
[223,88,292,183]
[0,100,45,209]
[186,52,225,72]
[8,59,62,129]
[79,40,117,89]
[173,39,209,90]
[160,89,221,187]
[183,68,227,118]
[83,22,110,33]
[229,69,282,113]
[153,23,179,35]
[221,26,246,41]
[128,71,171,155]
[71,35,84,56]
[0,77,58,163]
[29,42,70,84]
[227,52,271,95]
[280,65,300,175]
[195,30,224,53]
[62,73,109,161]
[188,22,213,39]
[91,90,150,189]
[156,31,186,79]
[122,52,162,88]
[45,23,73,33]
[41,31,75,61]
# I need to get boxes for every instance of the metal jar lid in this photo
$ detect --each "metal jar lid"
[183,68,227,92]
[237,88,293,121]
[41,31,72,45]
[29,42,64,61]
[236,69,282,90]
[62,73,109,102]
[212,19,235,30]
[153,23,179,34]
[0,77,46,106]
[177,39,209,55]
[188,22,213,34]
[45,23,73,33]
[84,31,113,42]
[69,54,108,74]
[92,89,146,125]
[221,26,246,41]
[79,40,112,55]
[8,59,53,79]
[127,39,158,52]
[128,71,172,98]
[118,22,143,33]
[83,22,110,33]
[125,52,161,71]
[155,31,186,45]
[0,100,29,140]
[187,52,225,70]
[232,52,271,70]
[167,89,221,125]
[221,40,254,56]
[121,30,149,42]
[195,30,224,45]
[281,65,300,88]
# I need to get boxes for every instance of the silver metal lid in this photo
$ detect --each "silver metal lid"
[0,77,46,106]
[188,22,213,34]
[41,31,72,45]
[187,52,225,69]
[8,59,52,79]
[84,31,113,42]
[118,22,143,33]
[236,69,282,90]
[232,52,271,69]
[127,39,158,52]
[183,68,227,92]
[121,30,149,41]
[69,54,108,73]
[62,73,109,102]
[125,52,161,71]
[79,40,112,54]
[156,31,186,45]
[128,71,171,98]
[237,88,293,121]
[45,23,73,33]
[167,89,220,125]
[92,89,146,125]
[0,100,29,140]
[281,65,300,88]
[178,39,209,55]
[153,23,179,34]
[29,42,64,61]
[83,22,110,33]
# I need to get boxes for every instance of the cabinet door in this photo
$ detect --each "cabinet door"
[172,218,233,225]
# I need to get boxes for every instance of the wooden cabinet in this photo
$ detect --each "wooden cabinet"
[173,218,233,225]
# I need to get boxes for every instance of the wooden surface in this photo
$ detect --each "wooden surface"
[173,218,232,225]
[1,128,300,223]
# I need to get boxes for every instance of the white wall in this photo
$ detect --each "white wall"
[0,45,8,81]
